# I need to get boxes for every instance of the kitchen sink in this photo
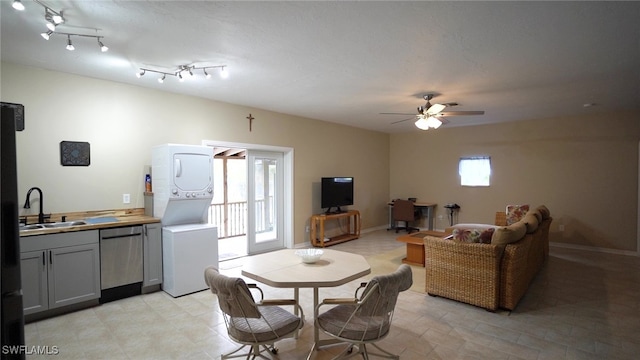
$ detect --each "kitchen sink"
[42,221,87,228]
[19,221,88,231]
[19,224,45,231]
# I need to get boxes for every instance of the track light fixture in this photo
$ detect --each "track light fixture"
[39,31,108,52]
[137,64,229,84]
[17,1,109,53]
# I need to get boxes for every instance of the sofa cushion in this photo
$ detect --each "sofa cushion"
[491,221,527,245]
[523,212,539,233]
[528,209,543,223]
[536,205,551,220]
[506,204,530,225]
[452,228,495,244]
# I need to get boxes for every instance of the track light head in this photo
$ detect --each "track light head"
[51,10,64,24]
[98,38,108,52]
[46,22,56,31]
[12,0,25,11]
[66,35,74,51]
[136,69,145,78]
[220,66,229,79]
[203,69,211,79]
[158,74,166,83]
[178,73,184,82]
[41,30,53,40]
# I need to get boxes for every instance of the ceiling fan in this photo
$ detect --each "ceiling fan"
[381,94,485,130]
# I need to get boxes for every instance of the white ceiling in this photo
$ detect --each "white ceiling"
[2,1,639,133]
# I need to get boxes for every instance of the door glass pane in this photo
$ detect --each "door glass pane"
[254,157,277,244]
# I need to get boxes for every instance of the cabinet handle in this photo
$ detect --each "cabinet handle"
[42,251,45,267]
[144,225,147,237]
[49,251,52,265]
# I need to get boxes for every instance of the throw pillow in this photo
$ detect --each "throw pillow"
[479,228,495,244]
[506,204,530,225]
[452,228,482,243]
[491,222,527,245]
[452,228,495,244]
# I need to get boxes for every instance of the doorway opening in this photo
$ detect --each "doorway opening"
[210,147,248,261]
[206,141,293,262]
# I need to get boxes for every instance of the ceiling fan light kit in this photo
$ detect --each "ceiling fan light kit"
[414,115,442,130]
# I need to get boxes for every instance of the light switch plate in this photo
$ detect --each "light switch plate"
[123,194,131,204]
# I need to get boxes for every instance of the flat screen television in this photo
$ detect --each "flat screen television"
[321,177,354,214]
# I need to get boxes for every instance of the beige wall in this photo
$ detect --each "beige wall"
[390,112,640,252]
[1,62,390,245]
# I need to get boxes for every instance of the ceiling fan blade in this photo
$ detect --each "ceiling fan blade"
[426,103,447,115]
[390,116,415,125]
[439,110,485,116]
[380,112,415,116]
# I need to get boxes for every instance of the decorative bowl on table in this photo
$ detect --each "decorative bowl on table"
[295,249,324,264]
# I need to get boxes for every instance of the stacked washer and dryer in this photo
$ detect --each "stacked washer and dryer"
[151,144,218,297]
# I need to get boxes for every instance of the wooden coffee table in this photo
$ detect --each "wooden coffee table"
[396,230,449,267]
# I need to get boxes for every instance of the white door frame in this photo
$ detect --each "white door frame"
[202,139,294,249]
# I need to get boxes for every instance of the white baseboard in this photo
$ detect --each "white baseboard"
[550,241,639,257]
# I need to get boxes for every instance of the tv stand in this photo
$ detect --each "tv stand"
[324,206,346,215]
[310,210,360,247]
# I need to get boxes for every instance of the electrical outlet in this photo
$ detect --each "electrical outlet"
[559,224,565,232]
[123,194,131,204]
[305,226,310,233]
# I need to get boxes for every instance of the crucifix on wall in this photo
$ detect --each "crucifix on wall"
[246,113,255,132]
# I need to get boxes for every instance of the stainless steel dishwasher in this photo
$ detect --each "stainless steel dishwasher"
[99,226,143,302]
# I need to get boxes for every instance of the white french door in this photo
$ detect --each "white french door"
[247,150,284,254]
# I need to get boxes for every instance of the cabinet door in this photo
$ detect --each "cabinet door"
[143,223,163,287]
[20,250,48,315]
[48,244,101,309]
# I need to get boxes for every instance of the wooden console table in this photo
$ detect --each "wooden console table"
[310,210,361,247]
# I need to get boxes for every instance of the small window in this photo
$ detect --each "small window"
[459,156,491,186]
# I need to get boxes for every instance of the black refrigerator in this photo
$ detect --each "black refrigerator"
[1,104,26,359]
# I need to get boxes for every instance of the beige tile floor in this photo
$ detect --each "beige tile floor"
[24,230,640,359]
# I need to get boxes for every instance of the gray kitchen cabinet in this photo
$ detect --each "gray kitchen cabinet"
[20,250,48,315]
[20,230,100,316]
[143,222,162,288]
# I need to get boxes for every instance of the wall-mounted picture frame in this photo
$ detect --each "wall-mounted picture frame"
[60,141,90,166]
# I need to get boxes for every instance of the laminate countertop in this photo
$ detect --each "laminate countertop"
[19,210,161,237]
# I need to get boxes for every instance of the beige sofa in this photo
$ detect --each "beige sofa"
[424,205,552,311]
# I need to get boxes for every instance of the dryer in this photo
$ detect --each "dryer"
[151,144,218,297]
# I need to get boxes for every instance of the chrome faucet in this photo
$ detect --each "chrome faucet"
[23,187,48,224]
